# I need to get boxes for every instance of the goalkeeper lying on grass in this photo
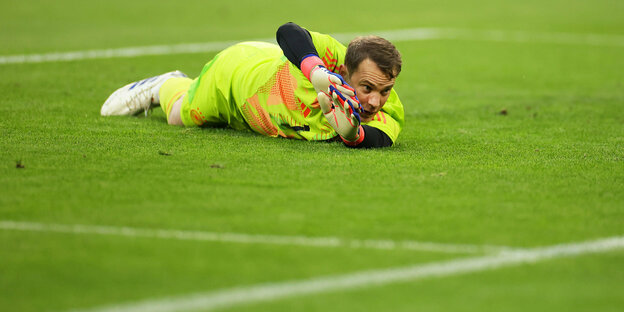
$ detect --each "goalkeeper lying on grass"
[101,22,404,148]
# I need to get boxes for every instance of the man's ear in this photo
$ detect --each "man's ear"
[338,64,349,79]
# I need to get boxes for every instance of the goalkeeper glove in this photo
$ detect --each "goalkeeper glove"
[300,55,362,113]
[318,86,365,145]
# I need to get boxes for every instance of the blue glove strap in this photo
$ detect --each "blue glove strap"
[329,85,361,123]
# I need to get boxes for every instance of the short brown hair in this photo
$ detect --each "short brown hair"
[345,36,402,79]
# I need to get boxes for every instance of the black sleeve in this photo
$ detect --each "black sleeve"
[276,22,318,69]
[345,125,394,148]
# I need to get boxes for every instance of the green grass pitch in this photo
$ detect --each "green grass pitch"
[1,0,623,311]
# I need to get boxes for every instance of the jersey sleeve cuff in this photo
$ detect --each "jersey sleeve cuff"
[300,55,325,80]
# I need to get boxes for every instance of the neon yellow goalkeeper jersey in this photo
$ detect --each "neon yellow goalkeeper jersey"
[182,31,404,143]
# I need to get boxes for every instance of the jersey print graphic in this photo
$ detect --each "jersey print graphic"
[242,62,312,138]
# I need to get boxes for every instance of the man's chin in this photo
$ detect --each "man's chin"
[359,111,376,122]
[360,114,374,123]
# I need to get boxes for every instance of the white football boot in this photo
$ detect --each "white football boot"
[100,70,187,116]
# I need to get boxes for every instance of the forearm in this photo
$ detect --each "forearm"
[344,125,394,148]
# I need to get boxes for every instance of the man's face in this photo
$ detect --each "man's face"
[342,58,395,122]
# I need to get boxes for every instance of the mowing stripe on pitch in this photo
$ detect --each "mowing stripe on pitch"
[67,235,624,312]
[0,220,508,254]
[2,28,623,65]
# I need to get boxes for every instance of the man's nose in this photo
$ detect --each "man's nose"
[368,94,380,108]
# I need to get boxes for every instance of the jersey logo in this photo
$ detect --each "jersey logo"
[190,108,206,126]
[374,111,387,124]
[299,98,311,117]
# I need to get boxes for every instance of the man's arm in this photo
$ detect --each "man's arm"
[276,22,317,71]
[354,126,394,148]
[277,23,395,148]
[276,22,355,98]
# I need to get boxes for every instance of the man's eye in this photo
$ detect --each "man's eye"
[363,85,372,92]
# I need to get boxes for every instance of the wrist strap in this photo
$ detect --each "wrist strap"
[341,126,365,146]
[300,55,325,80]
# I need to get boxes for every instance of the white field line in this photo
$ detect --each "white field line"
[0,220,508,254]
[2,28,624,65]
[0,39,257,65]
[333,28,624,47]
[68,235,624,312]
